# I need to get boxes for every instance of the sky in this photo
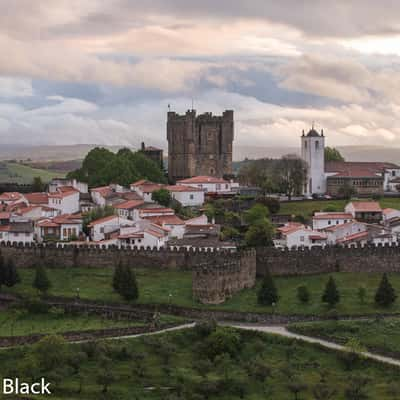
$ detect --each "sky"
[2,1,400,150]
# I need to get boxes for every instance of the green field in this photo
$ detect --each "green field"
[6,268,400,316]
[279,198,400,218]
[0,162,64,184]
[0,308,149,337]
[289,318,400,357]
[0,326,398,399]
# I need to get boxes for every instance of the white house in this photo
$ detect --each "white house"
[0,220,34,244]
[114,199,145,221]
[275,222,327,248]
[166,185,204,207]
[90,184,127,207]
[130,180,165,203]
[312,212,354,230]
[117,221,168,249]
[49,178,88,194]
[324,221,367,245]
[48,187,80,214]
[36,214,83,242]
[185,214,209,225]
[88,215,134,241]
[0,192,26,209]
[143,214,185,239]
[382,208,400,223]
[176,176,235,194]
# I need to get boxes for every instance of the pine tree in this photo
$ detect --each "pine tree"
[257,271,278,306]
[375,273,397,307]
[112,261,124,292]
[0,251,5,290]
[4,259,20,287]
[322,276,340,307]
[117,266,139,301]
[33,265,51,295]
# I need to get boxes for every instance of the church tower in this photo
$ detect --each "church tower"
[301,127,326,196]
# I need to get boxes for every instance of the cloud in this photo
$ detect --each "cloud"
[0,77,33,98]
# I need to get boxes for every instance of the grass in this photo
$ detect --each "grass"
[6,268,400,316]
[0,162,64,184]
[0,326,399,399]
[288,318,400,357]
[0,308,148,337]
[279,198,400,218]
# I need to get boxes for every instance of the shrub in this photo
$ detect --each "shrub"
[297,285,310,304]
[32,265,51,295]
[322,276,340,307]
[257,271,279,306]
[204,327,241,360]
[375,273,397,307]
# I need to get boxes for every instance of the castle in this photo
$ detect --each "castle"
[301,128,400,196]
[167,109,234,182]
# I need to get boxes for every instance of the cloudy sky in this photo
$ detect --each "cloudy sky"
[2,1,400,151]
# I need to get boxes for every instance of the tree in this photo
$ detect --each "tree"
[3,259,20,287]
[287,380,308,400]
[112,261,124,293]
[256,196,281,214]
[244,204,269,225]
[275,155,307,200]
[338,182,356,199]
[204,327,241,360]
[297,285,310,304]
[344,374,370,400]
[152,188,172,207]
[375,273,397,307]
[115,265,139,301]
[0,251,5,290]
[322,276,340,307]
[312,383,337,400]
[324,147,344,162]
[257,271,278,306]
[32,176,45,192]
[33,335,68,370]
[357,286,366,304]
[244,221,275,247]
[33,265,51,295]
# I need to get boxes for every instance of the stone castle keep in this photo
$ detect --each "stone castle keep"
[167,109,234,182]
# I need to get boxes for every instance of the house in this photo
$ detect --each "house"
[48,186,80,214]
[382,208,400,223]
[312,212,354,230]
[344,201,383,223]
[36,214,83,242]
[117,220,169,249]
[0,219,34,244]
[143,214,186,239]
[165,185,204,207]
[87,215,134,241]
[49,178,88,194]
[114,199,144,221]
[139,207,175,218]
[324,221,367,245]
[24,192,49,206]
[177,176,236,194]
[91,184,128,207]
[0,192,26,209]
[130,180,165,203]
[185,214,209,226]
[274,222,327,248]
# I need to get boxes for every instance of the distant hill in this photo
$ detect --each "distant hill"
[0,162,65,184]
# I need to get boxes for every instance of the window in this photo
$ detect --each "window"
[393,171,396,177]
[336,220,339,224]
[190,194,194,200]
[304,141,307,149]
[225,184,229,189]
[328,220,331,225]
[315,141,319,150]
[300,236,305,242]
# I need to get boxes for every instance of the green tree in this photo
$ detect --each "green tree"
[324,147,345,162]
[257,271,279,306]
[3,259,20,287]
[112,261,124,293]
[116,265,139,301]
[357,286,366,304]
[375,273,397,307]
[338,182,356,199]
[297,285,310,304]
[204,327,241,360]
[32,176,45,192]
[33,265,51,295]
[244,204,269,225]
[322,276,340,307]
[244,221,274,247]
[152,188,172,207]
[33,335,68,370]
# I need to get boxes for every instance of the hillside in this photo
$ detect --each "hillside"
[0,162,64,184]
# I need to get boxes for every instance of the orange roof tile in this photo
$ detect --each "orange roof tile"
[348,201,382,212]
[177,176,228,184]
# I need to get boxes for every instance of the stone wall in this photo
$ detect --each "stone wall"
[256,244,400,276]
[192,249,256,304]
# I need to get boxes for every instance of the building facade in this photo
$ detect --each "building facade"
[167,109,234,182]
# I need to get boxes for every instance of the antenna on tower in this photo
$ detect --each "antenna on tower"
[191,97,194,111]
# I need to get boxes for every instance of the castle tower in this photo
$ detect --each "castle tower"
[167,109,234,183]
[301,127,326,195]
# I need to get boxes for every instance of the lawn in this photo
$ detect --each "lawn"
[288,318,400,357]
[279,198,400,218]
[0,326,398,399]
[6,268,400,316]
[0,162,64,184]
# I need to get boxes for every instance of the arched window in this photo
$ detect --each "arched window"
[315,140,319,150]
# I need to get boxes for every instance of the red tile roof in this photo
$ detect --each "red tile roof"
[48,187,79,199]
[326,161,400,177]
[139,207,174,214]
[313,213,353,220]
[383,208,399,215]
[166,185,203,192]
[144,215,185,226]
[337,231,368,243]
[178,176,228,184]
[324,221,359,232]
[0,192,23,201]
[118,232,144,239]
[348,201,382,212]
[87,215,118,227]
[277,222,304,234]
[24,192,48,204]
[114,200,145,210]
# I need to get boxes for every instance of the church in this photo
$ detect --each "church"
[301,128,400,197]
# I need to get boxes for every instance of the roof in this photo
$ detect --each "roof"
[177,176,228,184]
[347,201,382,212]
[144,215,185,226]
[166,185,204,193]
[48,187,79,199]
[87,214,118,227]
[326,161,400,178]
[24,193,48,204]
[309,235,327,240]
[114,200,145,210]
[9,222,34,233]
[0,192,23,201]
[145,228,166,238]
[53,214,82,225]
[337,231,369,243]
[383,208,399,215]
[0,212,11,220]
[306,128,321,137]
[118,232,144,239]
[143,145,162,151]
[324,221,360,232]
[313,212,353,220]
[277,222,304,235]
[130,179,150,187]
[37,220,60,228]
[139,207,174,214]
